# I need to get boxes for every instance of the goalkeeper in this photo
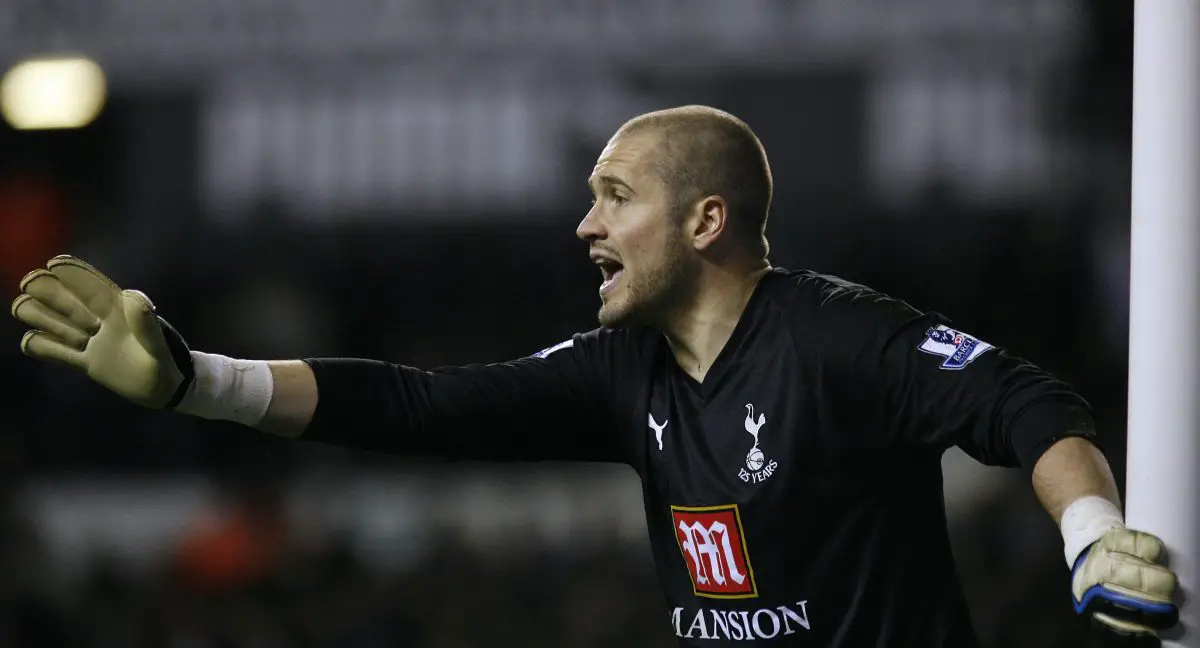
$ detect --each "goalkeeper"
[12,105,1183,646]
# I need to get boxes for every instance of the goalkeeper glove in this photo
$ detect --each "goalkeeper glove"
[1073,527,1179,640]
[11,255,195,409]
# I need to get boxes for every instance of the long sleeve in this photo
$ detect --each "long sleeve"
[815,278,1097,470]
[298,330,629,463]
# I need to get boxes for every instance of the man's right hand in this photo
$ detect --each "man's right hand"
[11,255,195,409]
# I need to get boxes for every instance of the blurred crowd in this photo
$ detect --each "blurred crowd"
[0,481,672,648]
[0,476,1101,648]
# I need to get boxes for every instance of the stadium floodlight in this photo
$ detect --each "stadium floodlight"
[1127,0,1198,645]
[0,57,107,130]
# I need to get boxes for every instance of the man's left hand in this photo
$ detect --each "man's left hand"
[1073,527,1179,640]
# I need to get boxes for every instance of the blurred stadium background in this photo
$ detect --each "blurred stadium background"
[0,0,1135,646]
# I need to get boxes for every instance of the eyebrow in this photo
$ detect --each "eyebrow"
[589,174,635,194]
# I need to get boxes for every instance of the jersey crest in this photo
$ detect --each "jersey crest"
[737,404,778,484]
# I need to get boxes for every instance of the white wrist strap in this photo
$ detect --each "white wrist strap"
[176,351,274,428]
[1060,495,1125,568]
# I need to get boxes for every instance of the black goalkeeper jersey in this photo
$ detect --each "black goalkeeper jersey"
[302,267,1097,647]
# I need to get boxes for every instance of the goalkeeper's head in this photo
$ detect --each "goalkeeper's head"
[577,105,774,330]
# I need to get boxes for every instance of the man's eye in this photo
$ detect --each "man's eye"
[610,192,628,205]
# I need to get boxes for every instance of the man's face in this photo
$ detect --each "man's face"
[577,128,696,328]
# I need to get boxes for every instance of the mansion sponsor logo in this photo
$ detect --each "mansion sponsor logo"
[670,602,812,640]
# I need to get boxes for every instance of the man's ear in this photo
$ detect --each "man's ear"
[690,196,728,252]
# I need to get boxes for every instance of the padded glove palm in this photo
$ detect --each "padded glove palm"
[11,255,194,409]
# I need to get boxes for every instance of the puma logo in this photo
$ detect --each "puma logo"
[648,413,668,451]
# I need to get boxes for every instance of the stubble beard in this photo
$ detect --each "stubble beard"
[597,236,697,330]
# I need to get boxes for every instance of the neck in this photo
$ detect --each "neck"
[662,261,772,382]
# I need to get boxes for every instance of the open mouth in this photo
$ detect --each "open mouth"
[596,259,624,294]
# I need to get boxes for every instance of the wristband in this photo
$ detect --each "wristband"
[1061,495,1125,568]
[176,351,274,428]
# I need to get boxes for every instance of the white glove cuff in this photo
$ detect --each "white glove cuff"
[1061,495,1125,568]
[176,351,274,428]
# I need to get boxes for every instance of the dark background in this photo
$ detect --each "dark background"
[0,1,1139,646]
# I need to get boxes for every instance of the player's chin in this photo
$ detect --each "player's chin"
[596,302,625,328]
[597,298,637,329]
[599,297,657,329]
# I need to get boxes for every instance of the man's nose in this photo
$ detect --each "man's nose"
[576,206,604,242]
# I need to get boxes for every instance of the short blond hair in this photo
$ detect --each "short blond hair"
[620,105,772,259]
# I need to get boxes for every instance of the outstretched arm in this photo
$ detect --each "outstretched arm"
[815,279,1178,638]
[12,256,626,463]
